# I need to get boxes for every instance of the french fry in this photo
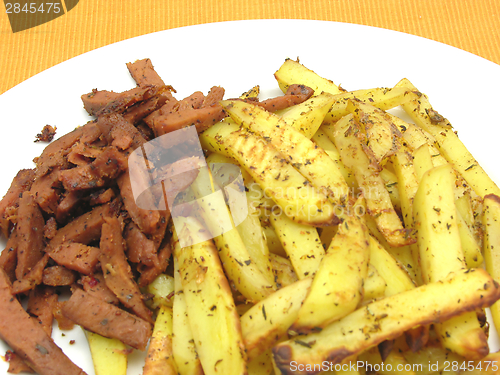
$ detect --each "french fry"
[277,92,335,138]
[143,306,178,375]
[396,78,500,198]
[413,164,487,358]
[346,100,402,165]
[241,277,313,361]
[219,127,337,226]
[482,194,500,339]
[274,58,343,95]
[247,350,275,375]
[199,118,240,157]
[290,212,370,334]
[272,268,500,374]
[146,273,175,310]
[331,113,413,247]
[171,258,204,375]
[172,216,247,375]
[235,192,276,286]
[323,87,419,123]
[269,208,324,279]
[362,264,387,301]
[189,166,276,302]
[85,330,127,375]
[312,127,357,188]
[221,99,349,207]
[270,252,299,289]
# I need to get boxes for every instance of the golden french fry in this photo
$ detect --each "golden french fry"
[143,306,178,375]
[172,216,247,375]
[85,330,127,375]
[291,213,370,334]
[414,164,487,358]
[272,268,500,374]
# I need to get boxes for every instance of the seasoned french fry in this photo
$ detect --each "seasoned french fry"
[272,268,500,374]
[269,209,324,279]
[189,167,276,302]
[361,263,386,302]
[396,78,500,198]
[277,92,335,138]
[172,258,204,375]
[219,127,337,226]
[274,58,342,95]
[146,273,175,310]
[291,213,370,334]
[331,114,413,247]
[413,164,487,358]
[241,277,313,361]
[312,127,357,188]
[346,100,401,165]
[247,350,275,375]
[323,87,419,123]
[172,216,247,375]
[221,99,349,207]
[84,330,127,375]
[482,194,500,339]
[199,118,240,157]
[270,252,299,289]
[143,306,178,375]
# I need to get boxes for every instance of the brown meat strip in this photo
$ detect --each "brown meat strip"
[46,200,121,251]
[89,188,115,206]
[126,58,166,88]
[96,113,146,156]
[43,217,58,240]
[15,192,45,280]
[118,170,161,235]
[47,243,100,276]
[81,86,158,117]
[27,286,58,337]
[6,350,35,374]
[62,288,152,351]
[137,241,171,287]
[122,91,173,124]
[81,273,119,305]
[124,222,159,267]
[12,254,50,295]
[0,269,87,375]
[256,84,314,112]
[34,122,95,179]
[0,169,35,236]
[99,216,153,323]
[202,86,225,107]
[59,146,128,191]
[56,190,84,223]
[42,266,78,287]
[152,104,226,136]
[0,229,19,282]
[30,168,61,215]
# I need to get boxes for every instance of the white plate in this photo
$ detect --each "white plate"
[0,19,499,374]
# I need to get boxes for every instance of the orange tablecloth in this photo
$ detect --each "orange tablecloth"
[1,0,499,95]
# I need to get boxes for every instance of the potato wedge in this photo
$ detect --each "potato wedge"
[270,252,299,289]
[85,330,127,375]
[291,212,370,334]
[146,273,175,310]
[143,306,178,375]
[219,127,337,226]
[172,216,247,375]
[331,114,413,247]
[221,99,349,207]
[413,164,487,359]
[272,268,500,374]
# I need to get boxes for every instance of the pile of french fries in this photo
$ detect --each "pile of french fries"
[92,59,500,375]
